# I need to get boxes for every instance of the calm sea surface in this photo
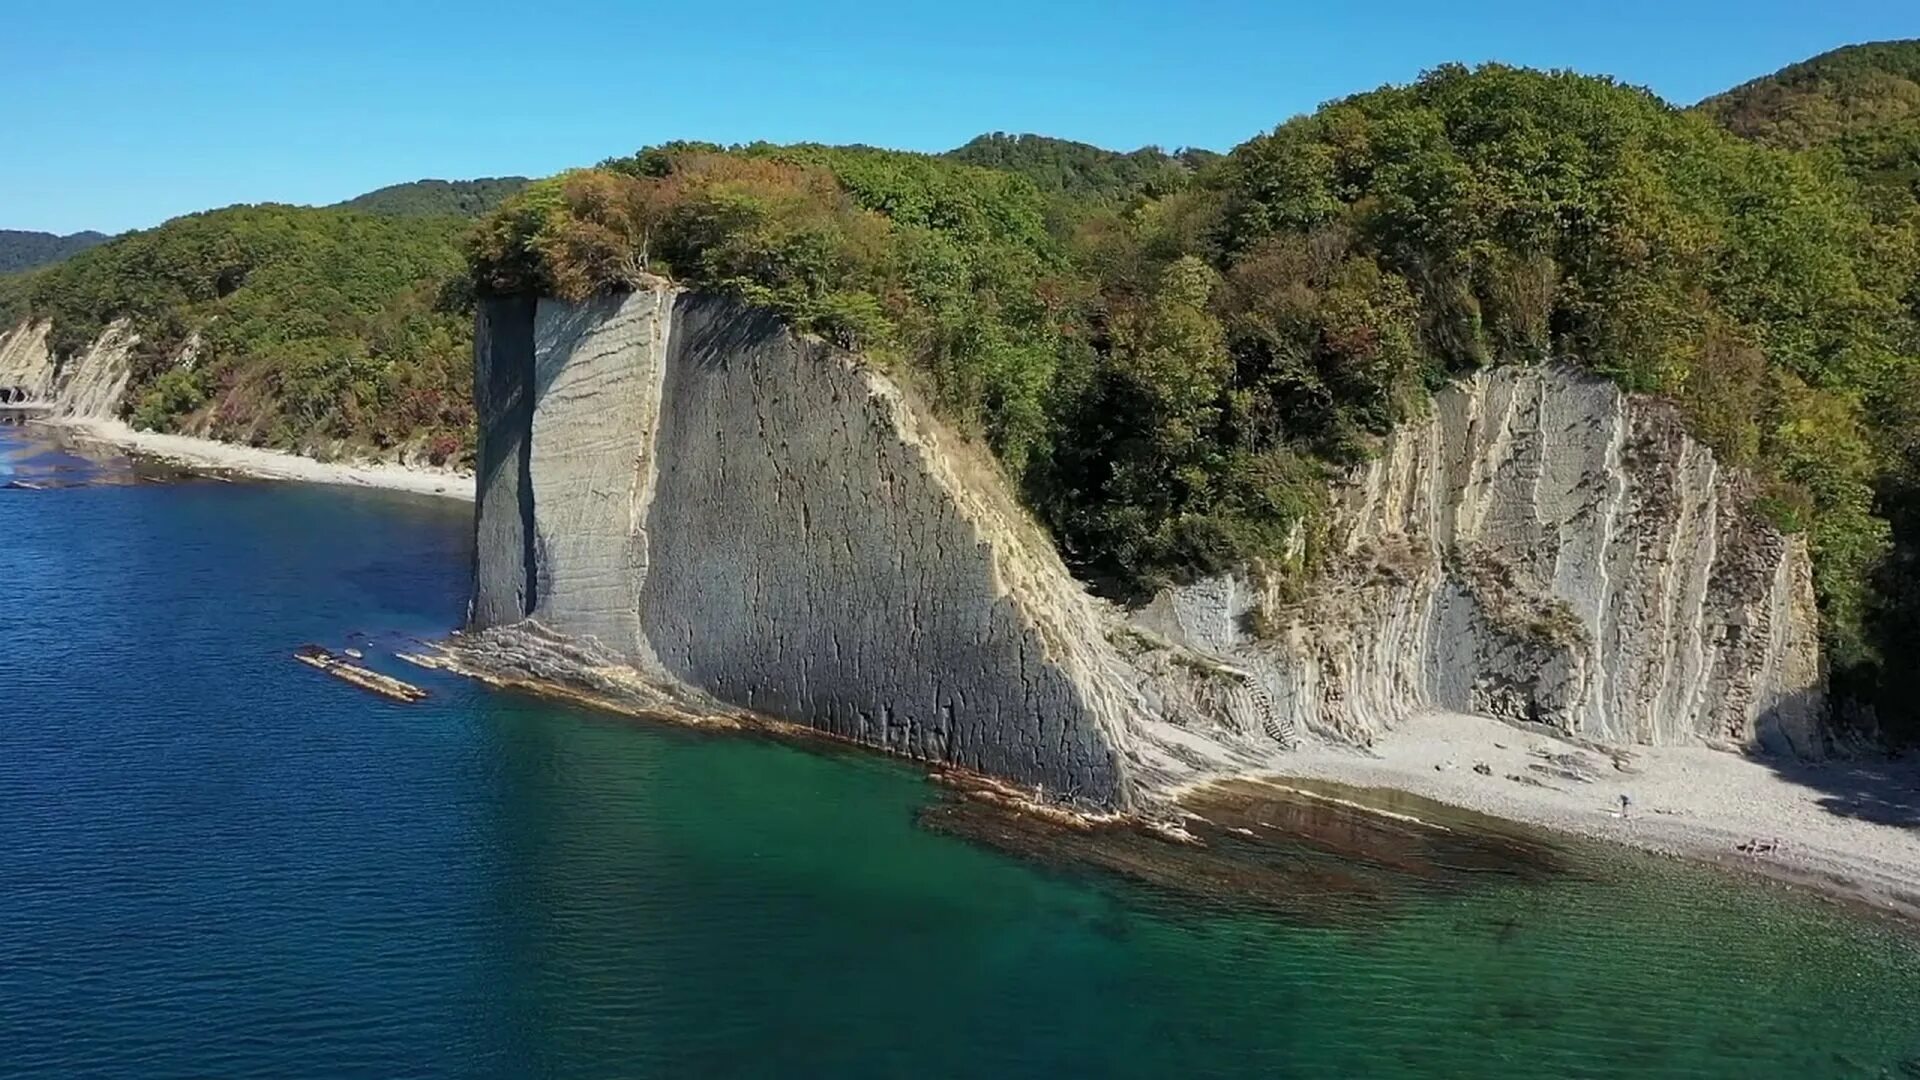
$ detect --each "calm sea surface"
[3,423,1920,1078]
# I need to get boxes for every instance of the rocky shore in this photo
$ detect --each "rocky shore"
[1257,711,1920,920]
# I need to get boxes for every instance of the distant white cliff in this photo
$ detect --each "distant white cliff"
[0,318,134,420]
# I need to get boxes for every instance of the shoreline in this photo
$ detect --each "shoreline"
[1251,711,1920,921]
[426,638,1920,920]
[40,418,475,501]
[24,423,1917,918]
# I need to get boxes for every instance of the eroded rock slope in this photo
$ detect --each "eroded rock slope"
[1137,365,1827,758]
[0,318,133,418]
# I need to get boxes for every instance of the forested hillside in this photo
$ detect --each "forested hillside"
[1699,40,1920,151]
[0,177,518,462]
[1700,41,1920,733]
[334,177,530,218]
[0,229,109,273]
[0,206,473,462]
[1699,40,1920,217]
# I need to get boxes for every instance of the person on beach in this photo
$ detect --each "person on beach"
[1619,793,1631,818]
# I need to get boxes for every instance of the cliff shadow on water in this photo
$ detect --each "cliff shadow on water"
[429,652,1590,931]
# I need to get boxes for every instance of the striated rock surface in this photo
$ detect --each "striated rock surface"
[54,320,136,420]
[526,289,673,659]
[0,317,136,418]
[1137,365,1828,758]
[462,284,1276,809]
[0,321,56,402]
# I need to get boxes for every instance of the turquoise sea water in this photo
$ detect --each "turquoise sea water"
[4,423,1920,1078]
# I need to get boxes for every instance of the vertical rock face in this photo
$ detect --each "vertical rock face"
[0,321,56,401]
[1139,365,1829,757]
[468,285,1148,806]
[526,290,673,659]
[54,321,136,420]
[0,317,135,418]
[470,296,537,628]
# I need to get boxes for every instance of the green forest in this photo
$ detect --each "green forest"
[334,177,531,218]
[8,42,1920,735]
[0,228,109,274]
[0,206,476,462]
[943,133,1220,201]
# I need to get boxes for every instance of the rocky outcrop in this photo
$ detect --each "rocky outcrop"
[0,317,135,419]
[54,321,135,420]
[1137,365,1828,758]
[461,283,1275,809]
[462,288,1833,811]
[0,321,56,403]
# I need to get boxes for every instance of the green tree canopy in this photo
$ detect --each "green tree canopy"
[334,177,531,218]
[0,204,475,463]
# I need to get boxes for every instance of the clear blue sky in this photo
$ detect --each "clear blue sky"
[5,0,1914,234]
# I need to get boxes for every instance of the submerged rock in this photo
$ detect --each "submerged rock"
[293,645,428,703]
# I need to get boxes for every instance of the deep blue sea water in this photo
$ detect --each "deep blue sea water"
[4,423,1920,1079]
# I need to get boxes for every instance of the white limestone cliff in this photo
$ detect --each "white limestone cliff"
[0,321,56,402]
[1136,365,1828,759]
[0,317,136,419]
